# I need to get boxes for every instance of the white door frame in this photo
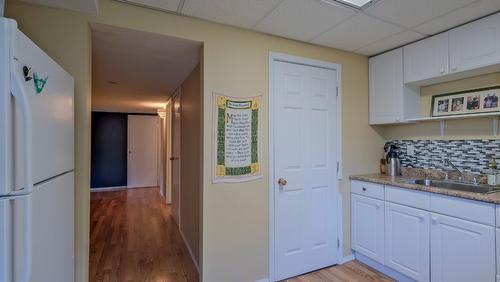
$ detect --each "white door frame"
[268,52,343,281]
[165,99,173,203]
[171,89,182,226]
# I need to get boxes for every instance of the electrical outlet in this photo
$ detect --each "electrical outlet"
[407,144,415,156]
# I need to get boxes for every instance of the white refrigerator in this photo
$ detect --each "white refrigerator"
[0,18,75,282]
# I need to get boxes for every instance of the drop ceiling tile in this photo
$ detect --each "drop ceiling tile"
[121,0,181,12]
[356,30,426,56]
[254,0,356,42]
[414,0,500,35]
[364,0,476,28]
[311,13,404,51]
[181,0,282,29]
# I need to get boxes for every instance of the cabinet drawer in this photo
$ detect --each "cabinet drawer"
[385,186,430,210]
[351,180,384,200]
[430,194,495,226]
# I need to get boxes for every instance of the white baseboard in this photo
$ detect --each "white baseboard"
[340,254,355,264]
[178,228,200,273]
[90,186,160,192]
[90,186,127,192]
[354,252,415,282]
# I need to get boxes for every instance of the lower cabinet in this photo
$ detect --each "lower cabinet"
[351,181,498,282]
[496,229,500,282]
[385,203,430,282]
[430,213,495,282]
[351,194,384,264]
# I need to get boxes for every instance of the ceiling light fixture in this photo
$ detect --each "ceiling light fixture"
[321,0,376,9]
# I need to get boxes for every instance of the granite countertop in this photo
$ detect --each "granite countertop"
[350,174,500,205]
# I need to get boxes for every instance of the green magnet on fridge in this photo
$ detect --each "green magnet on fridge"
[33,72,48,94]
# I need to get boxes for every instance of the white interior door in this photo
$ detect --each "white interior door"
[127,115,159,188]
[273,60,339,280]
[171,93,181,225]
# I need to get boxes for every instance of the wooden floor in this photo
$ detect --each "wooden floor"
[286,261,394,282]
[89,188,390,282]
[90,187,199,282]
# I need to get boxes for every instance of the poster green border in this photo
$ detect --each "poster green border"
[214,94,261,180]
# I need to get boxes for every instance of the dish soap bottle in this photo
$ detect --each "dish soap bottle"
[487,159,498,186]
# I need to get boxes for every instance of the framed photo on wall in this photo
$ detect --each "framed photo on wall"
[431,86,500,117]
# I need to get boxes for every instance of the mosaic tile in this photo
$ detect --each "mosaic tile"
[385,140,500,174]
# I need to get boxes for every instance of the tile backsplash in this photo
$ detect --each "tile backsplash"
[385,139,500,174]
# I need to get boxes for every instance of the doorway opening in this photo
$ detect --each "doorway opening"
[89,23,203,282]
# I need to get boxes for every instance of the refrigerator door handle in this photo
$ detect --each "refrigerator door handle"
[8,65,34,197]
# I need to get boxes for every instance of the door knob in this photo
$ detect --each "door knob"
[277,178,288,186]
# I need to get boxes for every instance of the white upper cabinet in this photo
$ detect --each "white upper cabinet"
[369,48,420,125]
[369,13,500,123]
[449,13,500,73]
[404,33,449,84]
[370,48,402,124]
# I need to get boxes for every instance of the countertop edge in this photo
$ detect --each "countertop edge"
[349,174,500,205]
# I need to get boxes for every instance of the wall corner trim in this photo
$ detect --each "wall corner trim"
[340,254,355,264]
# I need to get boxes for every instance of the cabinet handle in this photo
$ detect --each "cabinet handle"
[431,216,438,224]
[376,203,381,209]
[362,187,367,192]
[418,214,425,221]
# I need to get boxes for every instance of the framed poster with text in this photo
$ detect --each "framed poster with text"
[213,93,262,183]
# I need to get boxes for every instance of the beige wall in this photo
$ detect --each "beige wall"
[6,1,385,281]
[381,72,500,140]
[180,64,202,266]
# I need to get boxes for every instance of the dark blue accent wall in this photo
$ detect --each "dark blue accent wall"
[91,112,128,188]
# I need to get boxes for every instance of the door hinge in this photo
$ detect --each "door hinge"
[336,86,339,97]
[337,238,340,248]
[336,162,339,173]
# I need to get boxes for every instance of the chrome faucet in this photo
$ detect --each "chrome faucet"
[442,158,464,182]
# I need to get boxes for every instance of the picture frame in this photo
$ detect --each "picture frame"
[431,86,500,117]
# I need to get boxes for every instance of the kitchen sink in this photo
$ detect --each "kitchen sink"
[399,178,500,194]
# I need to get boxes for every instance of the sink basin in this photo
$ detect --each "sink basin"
[400,178,500,194]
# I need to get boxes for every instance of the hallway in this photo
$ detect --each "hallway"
[90,187,199,282]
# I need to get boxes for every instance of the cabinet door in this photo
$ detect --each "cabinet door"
[431,213,495,282]
[351,194,384,264]
[496,229,500,282]
[404,33,448,83]
[449,13,500,73]
[369,48,403,124]
[385,203,430,282]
